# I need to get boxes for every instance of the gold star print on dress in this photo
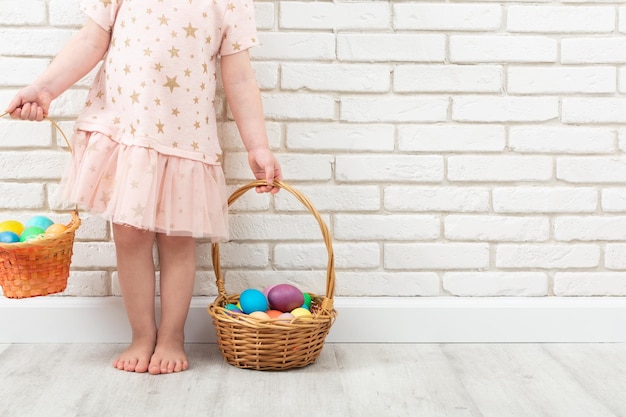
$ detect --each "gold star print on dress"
[58,0,258,239]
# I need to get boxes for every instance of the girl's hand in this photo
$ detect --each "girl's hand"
[247,148,282,194]
[4,85,52,121]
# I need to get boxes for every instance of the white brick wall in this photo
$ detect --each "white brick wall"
[2,0,626,299]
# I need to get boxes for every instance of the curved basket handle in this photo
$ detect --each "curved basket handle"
[1,112,73,152]
[212,180,335,311]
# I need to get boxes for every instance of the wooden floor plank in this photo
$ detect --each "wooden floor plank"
[441,344,619,417]
[1,344,625,417]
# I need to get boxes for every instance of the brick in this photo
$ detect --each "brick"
[384,186,490,212]
[280,2,390,30]
[554,272,626,296]
[254,2,275,30]
[0,0,47,25]
[450,35,557,63]
[224,152,333,181]
[507,66,616,94]
[218,121,281,150]
[394,3,501,31]
[252,33,336,60]
[261,93,335,120]
[334,272,441,296]
[555,216,626,241]
[274,185,381,212]
[334,214,440,241]
[0,119,53,147]
[337,33,446,62]
[252,62,279,90]
[445,215,550,242]
[493,187,597,213]
[562,38,626,64]
[394,64,502,93]
[335,155,444,182]
[71,242,117,268]
[281,63,391,93]
[286,123,394,152]
[228,213,330,241]
[0,151,66,180]
[72,214,109,241]
[196,242,269,269]
[49,0,84,27]
[602,188,626,212]
[562,98,626,123]
[341,96,448,123]
[444,272,548,296]
[398,125,505,152]
[63,271,110,297]
[605,244,626,269]
[0,57,50,87]
[0,182,44,209]
[447,155,553,182]
[557,157,626,183]
[0,29,76,56]
[273,242,380,269]
[507,6,614,33]
[453,96,559,122]
[496,244,600,268]
[385,243,490,270]
[509,126,615,153]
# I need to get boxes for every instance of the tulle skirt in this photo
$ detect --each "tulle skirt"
[58,130,229,241]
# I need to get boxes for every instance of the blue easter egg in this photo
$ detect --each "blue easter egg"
[0,231,20,243]
[239,289,268,314]
[25,215,54,231]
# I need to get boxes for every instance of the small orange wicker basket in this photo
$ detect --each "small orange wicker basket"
[207,180,338,371]
[0,114,80,299]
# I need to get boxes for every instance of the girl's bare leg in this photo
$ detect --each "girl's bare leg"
[112,224,158,373]
[148,234,196,374]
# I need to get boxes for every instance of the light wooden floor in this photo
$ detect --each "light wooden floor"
[0,343,625,417]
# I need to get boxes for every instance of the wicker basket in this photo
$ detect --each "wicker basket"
[207,180,338,371]
[0,114,81,298]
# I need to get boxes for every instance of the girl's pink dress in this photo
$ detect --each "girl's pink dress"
[59,0,258,240]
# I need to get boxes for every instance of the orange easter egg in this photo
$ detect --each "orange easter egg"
[45,223,68,236]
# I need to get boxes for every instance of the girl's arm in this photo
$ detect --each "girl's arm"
[5,18,111,121]
[221,50,282,194]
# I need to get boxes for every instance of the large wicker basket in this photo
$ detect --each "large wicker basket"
[0,114,81,298]
[207,180,338,371]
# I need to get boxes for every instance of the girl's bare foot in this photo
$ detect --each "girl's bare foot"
[148,332,188,375]
[113,335,156,373]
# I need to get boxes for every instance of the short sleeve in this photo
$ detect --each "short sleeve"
[79,0,122,33]
[220,0,259,56]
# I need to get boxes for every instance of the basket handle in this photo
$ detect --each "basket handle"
[212,180,335,311]
[1,112,72,153]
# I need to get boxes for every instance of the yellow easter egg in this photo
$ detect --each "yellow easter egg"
[0,220,24,235]
[290,307,313,320]
[45,223,68,236]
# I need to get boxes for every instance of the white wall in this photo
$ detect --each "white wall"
[2,0,626,301]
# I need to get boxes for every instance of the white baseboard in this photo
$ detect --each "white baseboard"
[1,296,626,343]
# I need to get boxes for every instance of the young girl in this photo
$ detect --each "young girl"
[5,0,282,374]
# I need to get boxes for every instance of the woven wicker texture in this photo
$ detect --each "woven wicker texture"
[0,114,81,298]
[208,180,337,370]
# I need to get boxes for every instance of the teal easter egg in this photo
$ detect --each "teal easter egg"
[0,231,20,243]
[19,226,45,242]
[239,289,268,314]
[224,303,243,313]
[25,216,54,231]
